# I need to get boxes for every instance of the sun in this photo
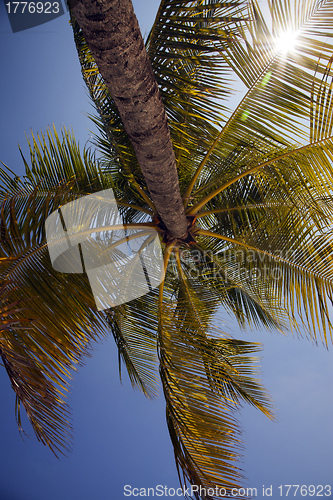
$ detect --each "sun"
[275,30,298,54]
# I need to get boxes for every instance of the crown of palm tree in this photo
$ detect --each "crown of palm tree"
[1,0,333,497]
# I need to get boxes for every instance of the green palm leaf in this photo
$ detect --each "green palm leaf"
[223,0,333,140]
[157,248,274,493]
[146,0,246,179]
[105,300,159,399]
[70,15,149,204]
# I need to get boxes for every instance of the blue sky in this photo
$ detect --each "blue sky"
[0,2,332,499]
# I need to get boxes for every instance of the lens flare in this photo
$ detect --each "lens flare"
[275,30,298,54]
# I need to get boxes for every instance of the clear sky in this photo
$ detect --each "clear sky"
[0,2,332,499]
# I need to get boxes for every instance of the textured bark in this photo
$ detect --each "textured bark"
[70,0,188,239]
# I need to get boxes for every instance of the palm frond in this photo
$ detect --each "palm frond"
[0,280,73,456]
[174,249,275,416]
[104,298,160,399]
[310,55,333,142]
[4,0,333,492]
[69,15,149,199]
[181,0,333,209]
[70,1,249,200]
[20,125,111,193]
[189,135,333,215]
[156,249,274,496]
[196,219,333,344]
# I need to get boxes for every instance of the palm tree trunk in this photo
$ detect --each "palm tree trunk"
[69,0,188,240]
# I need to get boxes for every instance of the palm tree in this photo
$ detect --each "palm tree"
[1,0,333,497]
